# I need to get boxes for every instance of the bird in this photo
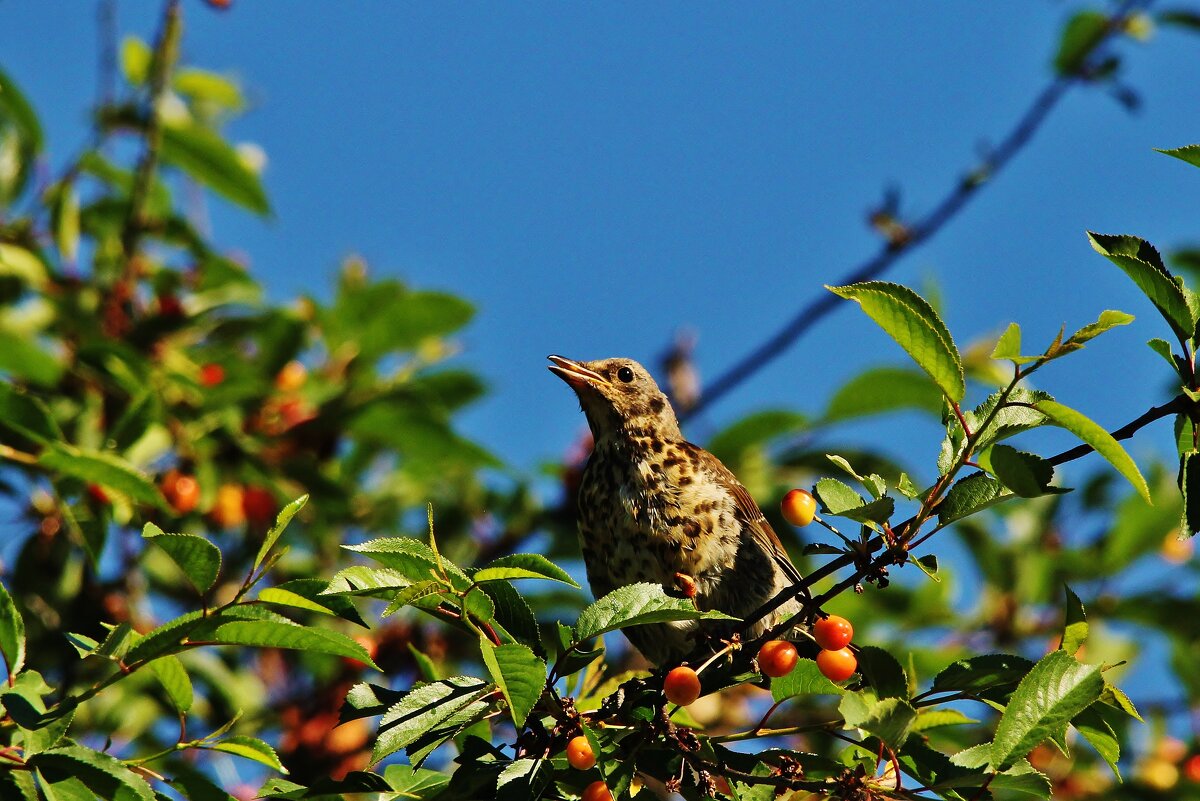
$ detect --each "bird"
[548,355,805,666]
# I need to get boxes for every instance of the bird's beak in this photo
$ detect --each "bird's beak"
[548,355,608,390]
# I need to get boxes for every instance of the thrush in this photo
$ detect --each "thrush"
[548,355,804,666]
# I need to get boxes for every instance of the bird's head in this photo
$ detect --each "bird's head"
[548,355,681,442]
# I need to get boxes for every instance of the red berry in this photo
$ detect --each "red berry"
[757,640,799,678]
[1185,754,1200,783]
[813,615,854,651]
[781,488,817,527]
[663,666,701,706]
[161,469,200,514]
[242,486,277,526]
[157,293,184,319]
[581,781,613,801]
[566,736,596,771]
[86,484,110,505]
[199,363,226,387]
[816,647,857,683]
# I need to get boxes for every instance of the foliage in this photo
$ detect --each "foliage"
[2,3,1200,801]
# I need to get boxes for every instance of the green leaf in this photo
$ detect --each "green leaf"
[39,444,164,508]
[479,641,545,727]
[160,121,270,215]
[912,708,979,732]
[814,477,894,524]
[474,554,579,588]
[213,621,379,670]
[174,68,244,110]
[1060,585,1087,656]
[1034,399,1150,503]
[1054,11,1110,75]
[989,650,1104,770]
[987,445,1056,498]
[1073,704,1121,779]
[253,494,307,572]
[911,554,940,582]
[1156,144,1200,169]
[0,67,42,147]
[367,677,493,763]
[382,580,444,617]
[29,745,154,801]
[0,330,65,388]
[823,366,945,423]
[1181,451,1200,538]
[341,535,463,586]
[1147,338,1179,371]
[142,524,221,594]
[990,322,1040,364]
[274,578,367,627]
[207,735,286,773]
[990,760,1053,798]
[856,646,909,700]
[480,580,542,653]
[770,658,845,702]
[256,587,336,616]
[707,409,807,460]
[574,583,735,642]
[939,474,1009,524]
[838,693,917,750]
[0,580,25,677]
[1065,309,1134,347]
[146,654,193,713]
[828,281,964,402]
[383,765,452,798]
[1088,232,1193,342]
[932,654,1035,694]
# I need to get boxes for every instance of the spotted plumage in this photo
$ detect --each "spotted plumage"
[549,355,803,665]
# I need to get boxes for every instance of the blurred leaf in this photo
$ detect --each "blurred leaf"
[29,745,154,801]
[1054,10,1110,75]
[1088,231,1193,342]
[1060,585,1087,656]
[574,583,735,642]
[174,68,243,110]
[253,494,308,571]
[120,36,151,84]
[323,279,475,359]
[40,444,164,508]
[1156,143,1200,169]
[0,580,25,677]
[146,654,193,713]
[770,658,845,702]
[828,281,964,402]
[838,693,916,750]
[0,379,61,446]
[474,554,579,588]
[142,523,221,594]
[1035,399,1150,503]
[0,243,50,287]
[1160,9,1200,30]
[0,329,64,387]
[479,641,545,727]
[707,409,807,461]
[214,620,379,670]
[989,650,1103,770]
[160,120,270,214]
[932,654,1035,694]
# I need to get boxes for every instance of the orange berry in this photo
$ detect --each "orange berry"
[199,363,226,387]
[161,469,200,514]
[275,360,308,392]
[757,640,799,678]
[813,614,854,651]
[816,647,857,683]
[781,488,816,527]
[664,666,701,706]
[566,736,596,771]
[211,483,246,529]
[581,780,612,801]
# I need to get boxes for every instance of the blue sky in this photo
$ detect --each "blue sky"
[5,4,1199,480]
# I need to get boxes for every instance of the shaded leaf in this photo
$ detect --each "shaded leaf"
[987,445,1056,498]
[29,745,154,801]
[1088,231,1193,342]
[142,524,221,594]
[40,445,163,508]
[0,580,25,677]
[160,121,270,214]
[932,654,1035,694]
[856,646,909,700]
[1060,585,1087,656]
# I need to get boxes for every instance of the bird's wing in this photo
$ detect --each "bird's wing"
[683,443,805,585]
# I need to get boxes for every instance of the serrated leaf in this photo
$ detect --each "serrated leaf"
[1035,399,1150,503]
[29,745,155,801]
[256,587,336,616]
[991,322,1037,363]
[207,735,286,773]
[479,642,545,727]
[142,524,221,594]
[146,654,192,713]
[382,580,444,617]
[988,445,1056,498]
[369,677,492,763]
[323,566,412,597]
[474,554,579,588]
[828,281,964,402]
[574,583,735,642]
[932,654,1035,693]
[822,367,944,423]
[1088,232,1193,342]
[160,121,270,214]
[341,535,464,586]
[939,473,1009,524]
[1066,309,1134,346]
[1147,338,1180,371]
[770,658,846,702]
[382,765,452,797]
[912,708,979,732]
[480,580,542,653]
[990,650,1103,770]
[213,621,378,670]
[1156,143,1200,169]
[838,693,917,750]
[0,580,25,677]
[39,445,164,508]
[1061,585,1087,656]
[856,646,909,699]
[911,554,940,582]
[253,494,307,572]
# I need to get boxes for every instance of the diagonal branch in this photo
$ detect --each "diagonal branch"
[681,1,1150,421]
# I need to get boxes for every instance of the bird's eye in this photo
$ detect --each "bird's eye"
[617,366,635,383]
